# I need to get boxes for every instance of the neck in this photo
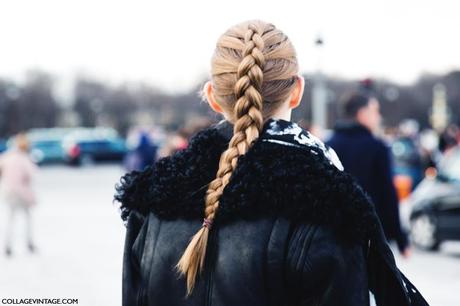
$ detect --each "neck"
[270,108,292,121]
[346,119,371,133]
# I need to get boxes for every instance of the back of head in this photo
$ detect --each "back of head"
[15,133,30,152]
[211,20,299,123]
[176,20,299,295]
[341,91,372,120]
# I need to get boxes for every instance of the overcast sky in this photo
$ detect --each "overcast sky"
[0,0,459,93]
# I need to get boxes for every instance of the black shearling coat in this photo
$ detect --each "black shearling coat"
[115,118,429,306]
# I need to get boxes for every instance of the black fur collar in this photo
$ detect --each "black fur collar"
[115,118,379,244]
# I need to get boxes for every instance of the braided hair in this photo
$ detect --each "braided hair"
[176,20,299,296]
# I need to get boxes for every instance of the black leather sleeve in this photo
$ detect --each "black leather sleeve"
[367,218,430,306]
[286,223,369,306]
[122,210,148,306]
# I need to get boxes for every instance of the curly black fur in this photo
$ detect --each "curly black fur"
[114,121,380,244]
[114,125,228,222]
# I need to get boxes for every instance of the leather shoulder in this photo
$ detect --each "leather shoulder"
[285,222,368,304]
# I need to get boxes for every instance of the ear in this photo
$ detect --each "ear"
[289,75,305,109]
[355,106,369,126]
[203,81,223,114]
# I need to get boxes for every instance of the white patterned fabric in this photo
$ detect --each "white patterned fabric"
[261,118,344,171]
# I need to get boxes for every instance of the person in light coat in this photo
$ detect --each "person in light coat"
[0,133,39,257]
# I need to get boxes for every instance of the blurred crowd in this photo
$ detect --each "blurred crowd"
[386,121,460,194]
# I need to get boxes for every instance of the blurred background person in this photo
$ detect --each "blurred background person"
[124,131,158,172]
[327,90,411,258]
[438,124,460,155]
[157,129,192,158]
[393,119,424,190]
[0,133,39,257]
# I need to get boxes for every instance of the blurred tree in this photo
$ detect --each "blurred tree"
[0,71,60,138]
[73,78,108,127]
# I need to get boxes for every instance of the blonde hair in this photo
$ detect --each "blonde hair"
[176,20,299,295]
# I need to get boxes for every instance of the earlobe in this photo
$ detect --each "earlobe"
[204,81,223,114]
[289,75,305,109]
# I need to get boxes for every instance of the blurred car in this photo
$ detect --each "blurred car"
[63,128,127,165]
[0,139,7,153]
[4,128,72,164]
[408,147,460,251]
[27,128,76,164]
[29,139,66,164]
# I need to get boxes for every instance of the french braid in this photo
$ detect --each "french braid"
[176,20,298,296]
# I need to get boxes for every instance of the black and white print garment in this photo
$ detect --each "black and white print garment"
[260,118,344,171]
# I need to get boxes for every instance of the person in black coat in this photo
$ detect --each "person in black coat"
[327,91,411,257]
[114,20,428,306]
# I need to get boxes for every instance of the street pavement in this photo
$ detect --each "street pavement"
[0,165,458,305]
[0,165,126,306]
[393,241,460,306]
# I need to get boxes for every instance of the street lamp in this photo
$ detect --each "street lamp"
[312,35,327,129]
[430,83,449,133]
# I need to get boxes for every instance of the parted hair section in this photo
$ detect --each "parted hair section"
[176,20,299,296]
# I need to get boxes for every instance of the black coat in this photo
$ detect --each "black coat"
[115,118,428,306]
[326,123,409,252]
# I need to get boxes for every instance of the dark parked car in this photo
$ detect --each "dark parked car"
[409,147,460,250]
[63,128,127,165]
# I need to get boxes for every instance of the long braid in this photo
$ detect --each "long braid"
[176,22,266,296]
